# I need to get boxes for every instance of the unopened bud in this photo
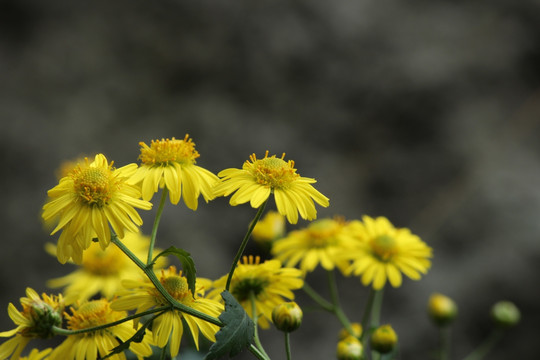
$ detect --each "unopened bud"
[370,324,398,354]
[24,301,63,338]
[272,302,303,332]
[338,323,363,340]
[491,301,520,328]
[337,335,364,360]
[428,293,458,327]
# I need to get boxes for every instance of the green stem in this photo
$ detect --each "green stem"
[250,292,271,360]
[462,328,504,360]
[439,326,451,360]
[147,187,168,266]
[370,288,384,328]
[51,306,170,336]
[360,288,377,341]
[285,332,292,360]
[302,283,334,312]
[225,200,268,291]
[112,235,223,327]
[327,270,354,336]
[249,344,270,360]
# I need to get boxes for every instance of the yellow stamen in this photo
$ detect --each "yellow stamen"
[138,135,200,165]
[71,161,115,207]
[67,300,115,330]
[246,151,299,189]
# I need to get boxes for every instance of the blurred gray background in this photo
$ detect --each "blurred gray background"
[1,0,540,359]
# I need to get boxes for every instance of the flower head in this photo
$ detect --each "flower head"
[251,211,286,248]
[336,335,363,360]
[47,232,166,301]
[370,324,398,354]
[428,293,458,327]
[42,154,152,264]
[48,299,153,360]
[343,216,432,290]
[272,302,303,332]
[111,266,223,358]
[0,288,68,360]
[130,135,218,209]
[209,256,304,329]
[214,151,329,224]
[272,217,356,273]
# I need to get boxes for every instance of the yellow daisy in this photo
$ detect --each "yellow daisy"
[214,151,329,224]
[343,216,432,290]
[0,288,67,360]
[42,154,152,264]
[130,135,219,209]
[209,256,304,329]
[111,266,223,358]
[272,218,357,273]
[47,231,166,301]
[47,299,154,360]
[251,210,286,249]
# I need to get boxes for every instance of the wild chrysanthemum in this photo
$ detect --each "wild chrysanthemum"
[214,151,329,224]
[42,154,152,264]
[47,231,166,301]
[0,288,67,360]
[343,216,432,290]
[111,266,223,358]
[272,218,357,273]
[47,299,153,360]
[130,135,218,209]
[209,256,304,329]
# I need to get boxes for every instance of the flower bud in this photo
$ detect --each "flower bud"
[491,301,520,328]
[24,300,63,338]
[428,293,458,327]
[337,335,364,360]
[252,211,286,250]
[272,302,303,332]
[370,324,398,354]
[338,323,363,340]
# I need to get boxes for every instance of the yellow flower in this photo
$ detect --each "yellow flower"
[209,256,304,329]
[214,151,329,224]
[47,232,166,301]
[47,299,154,360]
[252,211,286,246]
[0,288,68,360]
[272,218,357,273]
[19,348,52,360]
[111,266,223,358]
[130,135,218,209]
[343,216,432,290]
[42,154,152,264]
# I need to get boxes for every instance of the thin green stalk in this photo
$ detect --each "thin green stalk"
[302,283,334,312]
[250,292,271,360]
[249,344,270,360]
[159,342,169,360]
[147,187,168,266]
[285,332,292,360]
[327,270,354,336]
[439,326,451,360]
[370,288,384,328]
[51,306,170,336]
[112,235,223,327]
[462,328,504,360]
[225,200,268,291]
[360,288,377,341]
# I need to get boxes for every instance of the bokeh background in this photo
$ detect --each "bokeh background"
[1,0,540,359]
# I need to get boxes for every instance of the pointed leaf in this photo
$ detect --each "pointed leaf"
[153,246,197,295]
[204,291,254,360]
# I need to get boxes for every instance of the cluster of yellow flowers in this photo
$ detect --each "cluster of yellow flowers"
[0,135,444,360]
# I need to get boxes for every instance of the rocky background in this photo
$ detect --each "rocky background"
[1,0,540,359]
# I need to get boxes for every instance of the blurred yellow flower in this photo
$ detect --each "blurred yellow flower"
[130,135,218,209]
[214,151,329,224]
[42,154,152,264]
[251,211,286,247]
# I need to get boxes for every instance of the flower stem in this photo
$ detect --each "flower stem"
[462,328,504,360]
[147,187,168,266]
[285,332,292,360]
[225,200,268,291]
[250,292,271,360]
[51,306,170,336]
[439,326,451,360]
[360,288,376,341]
[112,234,223,327]
[327,270,354,336]
[361,287,384,357]
[302,282,334,312]
[249,344,271,360]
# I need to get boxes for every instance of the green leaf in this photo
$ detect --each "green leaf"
[102,318,152,359]
[153,246,197,296]
[204,291,254,360]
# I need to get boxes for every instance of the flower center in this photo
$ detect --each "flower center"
[82,244,126,276]
[72,166,114,207]
[232,278,270,302]
[370,235,397,261]
[138,135,200,166]
[307,219,341,248]
[247,151,299,189]
[150,268,193,305]
[67,300,118,331]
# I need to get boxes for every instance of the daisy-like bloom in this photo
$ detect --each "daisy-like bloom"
[251,211,286,249]
[343,216,432,290]
[48,299,153,360]
[271,217,358,274]
[42,154,152,264]
[47,231,166,301]
[0,288,68,360]
[209,256,304,329]
[130,135,219,209]
[214,151,330,224]
[111,266,223,358]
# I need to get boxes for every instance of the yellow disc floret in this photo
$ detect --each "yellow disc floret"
[246,151,299,189]
[66,300,115,330]
[139,135,200,165]
[371,235,397,261]
[72,164,115,207]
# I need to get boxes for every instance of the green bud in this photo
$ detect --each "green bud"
[370,324,398,354]
[491,301,520,328]
[24,301,63,338]
[337,335,364,360]
[272,302,303,332]
[428,293,458,327]
[338,323,363,340]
